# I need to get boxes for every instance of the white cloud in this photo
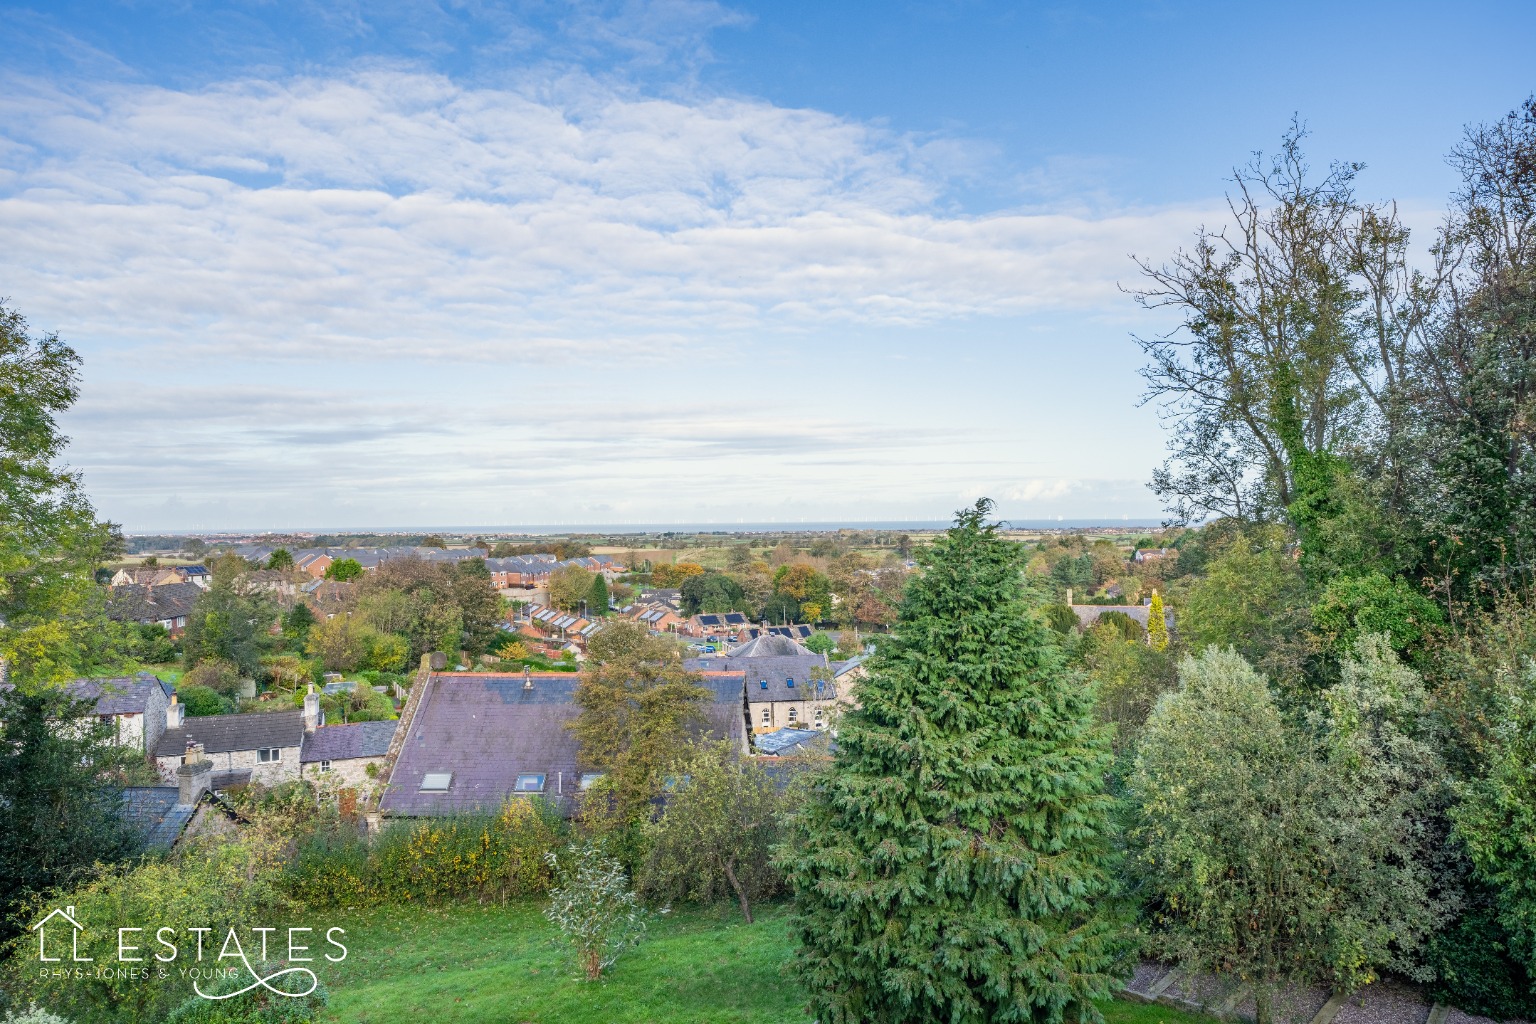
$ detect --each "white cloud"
[0,67,1210,363]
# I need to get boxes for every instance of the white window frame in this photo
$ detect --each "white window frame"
[318,760,332,773]
[787,707,798,723]
[760,707,771,725]
[514,773,546,793]
[257,747,281,763]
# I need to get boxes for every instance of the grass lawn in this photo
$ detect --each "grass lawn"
[320,901,1214,1024]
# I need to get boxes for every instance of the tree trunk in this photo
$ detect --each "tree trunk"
[721,856,753,924]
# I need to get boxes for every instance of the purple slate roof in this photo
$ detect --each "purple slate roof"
[381,671,747,817]
[66,674,173,716]
[301,720,398,763]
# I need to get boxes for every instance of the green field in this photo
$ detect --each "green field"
[320,902,1212,1024]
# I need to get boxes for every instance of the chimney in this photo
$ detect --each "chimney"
[303,685,321,734]
[167,694,185,731]
[522,667,534,691]
[176,741,211,806]
[1065,588,1073,606]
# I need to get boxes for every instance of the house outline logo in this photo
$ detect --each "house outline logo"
[31,906,92,963]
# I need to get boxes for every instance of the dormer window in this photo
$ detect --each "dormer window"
[515,773,546,793]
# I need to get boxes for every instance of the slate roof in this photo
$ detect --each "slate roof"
[121,787,197,851]
[1069,604,1173,631]
[155,710,305,757]
[301,720,398,763]
[105,582,203,624]
[728,656,839,702]
[728,633,814,658]
[65,674,173,715]
[382,671,747,817]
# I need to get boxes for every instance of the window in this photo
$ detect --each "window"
[761,708,771,725]
[256,747,280,763]
[514,773,546,793]
[759,680,768,689]
[787,707,798,723]
[579,773,605,791]
[814,708,824,723]
[318,760,332,773]
[420,772,453,792]
[786,677,795,688]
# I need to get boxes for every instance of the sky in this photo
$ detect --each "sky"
[2,1,1533,532]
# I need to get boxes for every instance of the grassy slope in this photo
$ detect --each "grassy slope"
[321,902,1212,1024]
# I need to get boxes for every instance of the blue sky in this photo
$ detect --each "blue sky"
[3,1,1532,531]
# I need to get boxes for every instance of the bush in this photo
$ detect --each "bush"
[2,1006,73,1024]
[1,847,288,1024]
[1425,899,1536,1021]
[181,658,242,697]
[163,969,327,1023]
[284,800,565,908]
[545,842,649,980]
[178,684,233,717]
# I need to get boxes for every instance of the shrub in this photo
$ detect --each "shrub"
[181,658,242,697]
[284,800,565,908]
[2,1006,73,1024]
[2,846,288,1024]
[163,968,327,1023]
[1425,898,1536,1021]
[544,842,649,980]
[178,684,233,717]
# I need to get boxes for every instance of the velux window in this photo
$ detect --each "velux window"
[515,773,546,793]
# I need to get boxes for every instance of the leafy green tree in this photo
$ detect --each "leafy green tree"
[1175,528,1312,683]
[569,653,711,828]
[129,622,178,664]
[1042,602,1079,634]
[584,619,676,665]
[182,585,272,677]
[325,557,364,581]
[639,743,785,923]
[1129,642,1449,1023]
[781,500,1121,1024]
[1453,660,1536,981]
[549,564,595,611]
[266,547,295,570]
[450,558,503,653]
[1311,571,1443,656]
[1071,621,1176,755]
[0,304,126,686]
[679,570,742,615]
[305,613,375,672]
[0,686,145,943]
[803,632,836,655]
[362,631,410,673]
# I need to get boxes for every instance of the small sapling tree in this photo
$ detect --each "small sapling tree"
[544,842,649,980]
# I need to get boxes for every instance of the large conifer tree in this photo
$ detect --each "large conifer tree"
[781,499,1121,1024]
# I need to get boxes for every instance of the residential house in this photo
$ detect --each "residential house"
[110,566,182,587]
[105,582,204,635]
[682,612,750,638]
[1132,547,1173,564]
[623,604,682,633]
[300,719,398,788]
[738,623,815,642]
[1069,599,1174,634]
[154,690,323,788]
[378,668,746,817]
[690,633,851,736]
[64,674,176,753]
[294,553,334,578]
